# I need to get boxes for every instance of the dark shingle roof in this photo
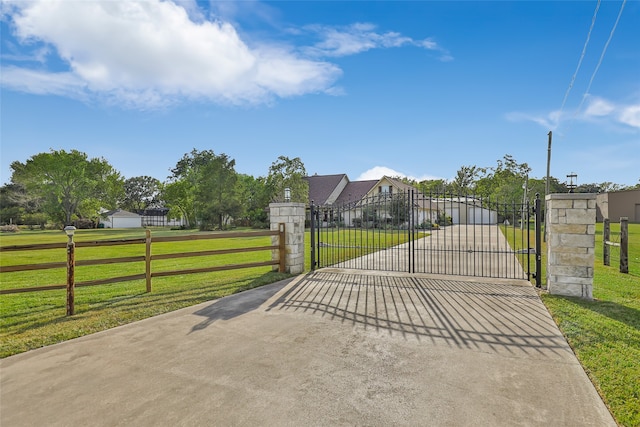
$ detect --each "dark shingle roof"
[335,180,378,204]
[304,174,346,205]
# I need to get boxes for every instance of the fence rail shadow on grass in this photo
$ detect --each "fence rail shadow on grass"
[0,225,286,314]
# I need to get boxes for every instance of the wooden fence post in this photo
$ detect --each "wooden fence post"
[620,217,628,274]
[65,232,75,316]
[603,218,610,266]
[145,229,152,292]
[278,223,286,273]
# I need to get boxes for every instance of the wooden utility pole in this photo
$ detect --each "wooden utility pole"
[546,131,552,196]
[544,131,552,242]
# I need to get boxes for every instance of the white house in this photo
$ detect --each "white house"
[100,209,142,229]
[305,174,440,228]
[305,174,502,227]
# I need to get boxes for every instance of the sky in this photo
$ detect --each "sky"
[1,0,639,188]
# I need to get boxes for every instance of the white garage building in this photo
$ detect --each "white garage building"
[433,198,498,225]
[100,209,142,229]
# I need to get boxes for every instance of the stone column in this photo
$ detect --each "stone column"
[269,203,306,274]
[545,193,597,298]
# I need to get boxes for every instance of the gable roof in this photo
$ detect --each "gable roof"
[102,209,141,218]
[335,180,378,204]
[384,176,417,192]
[306,173,444,212]
[305,174,347,205]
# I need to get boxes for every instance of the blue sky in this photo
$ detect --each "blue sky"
[1,1,639,188]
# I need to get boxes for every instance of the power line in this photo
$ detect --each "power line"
[574,0,627,116]
[559,0,601,117]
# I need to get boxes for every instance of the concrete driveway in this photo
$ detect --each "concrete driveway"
[1,270,615,426]
[333,224,530,279]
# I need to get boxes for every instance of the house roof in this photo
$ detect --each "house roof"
[305,174,347,205]
[334,180,378,204]
[306,174,421,206]
[103,209,141,218]
[383,176,416,192]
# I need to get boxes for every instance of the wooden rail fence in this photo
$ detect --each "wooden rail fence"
[0,225,286,314]
[603,217,629,274]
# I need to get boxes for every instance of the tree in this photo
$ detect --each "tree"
[122,176,162,212]
[450,165,480,194]
[236,174,270,228]
[0,182,41,226]
[195,153,241,230]
[416,179,447,195]
[164,149,217,228]
[9,149,123,226]
[475,154,531,203]
[266,156,308,203]
[387,192,410,226]
[165,149,242,230]
[162,179,195,228]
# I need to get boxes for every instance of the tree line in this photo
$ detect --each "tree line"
[0,149,308,230]
[2,150,637,230]
[401,154,640,205]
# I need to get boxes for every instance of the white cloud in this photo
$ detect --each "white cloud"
[2,0,341,108]
[1,1,452,109]
[303,23,452,61]
[357,166,442,182]
[580,96,640,129]
[619,105,640,128]
[1,66,87,97]
[507,96,640,131]
[583,96,615,117]
[505,111,561,130]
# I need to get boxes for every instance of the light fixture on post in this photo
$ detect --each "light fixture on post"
[284,187,291,203]
[64,226,76,316]
[566,173,577,193]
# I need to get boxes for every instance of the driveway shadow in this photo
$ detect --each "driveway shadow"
[268,270,573,359]
[190,277,294,333]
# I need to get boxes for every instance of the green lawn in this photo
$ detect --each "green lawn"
[309,227,426,269]
[540,222,640,427]
[503,222,639,427]
[0,227,411,358]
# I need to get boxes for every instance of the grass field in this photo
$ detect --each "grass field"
[540,222,639,427]
[0,228,292,357]
[0,227,410,358]
[310,227,425,268]
[504,222,640,426]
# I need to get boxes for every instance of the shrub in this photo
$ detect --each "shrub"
[0,224,20,233]
[417,222,439,230]
[74,218,95,229]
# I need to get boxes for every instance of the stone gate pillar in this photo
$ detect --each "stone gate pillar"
[269,202,306,274]
[545,193,597,299]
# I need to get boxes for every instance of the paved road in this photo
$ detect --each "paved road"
[1,270,615,426]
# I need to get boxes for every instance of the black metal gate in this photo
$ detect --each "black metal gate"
[310,191,541,285]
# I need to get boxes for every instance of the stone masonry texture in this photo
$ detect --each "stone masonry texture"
[546,194,597,299]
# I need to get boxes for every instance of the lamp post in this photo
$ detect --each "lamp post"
[64,226,76,316]
[567,173,577,193]
[284,187,291,203]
